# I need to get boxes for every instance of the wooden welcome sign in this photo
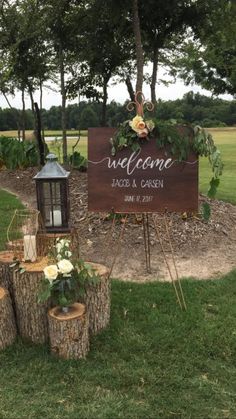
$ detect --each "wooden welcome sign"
[88,127,198,213]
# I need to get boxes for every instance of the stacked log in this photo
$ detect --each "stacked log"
[0,251,16,301]
[0,287,17,349]
[81,263,111,335]
[48,303,89,359]
[13,261,50,344]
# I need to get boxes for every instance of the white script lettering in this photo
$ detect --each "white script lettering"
[107,150,174,175]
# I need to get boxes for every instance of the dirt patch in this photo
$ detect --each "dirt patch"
[0,167,236,281]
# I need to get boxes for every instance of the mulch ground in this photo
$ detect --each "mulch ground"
[0,167,236,281]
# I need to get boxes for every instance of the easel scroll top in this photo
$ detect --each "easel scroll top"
[126,91,154,117]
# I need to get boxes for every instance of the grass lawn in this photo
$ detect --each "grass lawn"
[200,128,236,204]
[1,273,236,418]
[0,129,87,138]
[0,189,24,250]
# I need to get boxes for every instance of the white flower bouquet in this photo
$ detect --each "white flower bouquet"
[38,238,98,309]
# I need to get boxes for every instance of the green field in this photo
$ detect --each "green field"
[200,128,236,204]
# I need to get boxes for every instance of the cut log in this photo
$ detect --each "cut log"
[0,287,17,349]
[48,303,89,359]
[13,261,50,344]
[37,229,80,258]
[81,263,111,335]
[0,251,17,302]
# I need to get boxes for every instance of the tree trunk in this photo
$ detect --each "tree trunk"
[132,0,144,93]
[0,287,17,350]
[39,81,45,141]
[79,263,111,335]
[125,76,135,101]
[13,267,50,344]
[28,87,37,137]
[151,46,159,104]
[59,45,67,163]
[48,303,89,359]
[101,77,109,126]
[34,102,45,166]
[21,88,26,141]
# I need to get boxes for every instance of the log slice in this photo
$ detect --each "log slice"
[48,303,89,359]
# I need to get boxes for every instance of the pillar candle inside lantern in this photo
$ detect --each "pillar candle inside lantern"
[23,235,37,262]
[50,209,62,226]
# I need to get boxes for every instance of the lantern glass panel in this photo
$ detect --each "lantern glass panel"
[43,181,62,227]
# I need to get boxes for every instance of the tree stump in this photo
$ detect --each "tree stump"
[48,303,89,359]
[0,251,16,301]
[81,263,111,335]
[0,287,17,350]
[12,259,50,344]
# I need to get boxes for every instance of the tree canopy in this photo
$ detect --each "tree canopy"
[0,0,235,145]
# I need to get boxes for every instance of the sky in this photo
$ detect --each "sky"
[0,67,233,110]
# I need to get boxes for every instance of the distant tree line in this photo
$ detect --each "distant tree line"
[0,92,235,131]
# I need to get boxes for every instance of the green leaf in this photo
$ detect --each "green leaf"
[201,202,211,221]
[207,177,220,198]
[38,286,51,303]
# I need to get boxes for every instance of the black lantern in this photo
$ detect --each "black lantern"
[34,153,70,233]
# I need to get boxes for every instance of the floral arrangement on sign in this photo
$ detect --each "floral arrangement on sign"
[110,114,155,155]
[38,238,99,310]
[110,91,223,219]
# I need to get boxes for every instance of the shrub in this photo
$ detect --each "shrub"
[0,136,39,169]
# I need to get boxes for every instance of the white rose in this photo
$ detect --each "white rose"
[58,259,74,274]
[65,250,72,258]
[43,265,58,284]
[56,243,62,253]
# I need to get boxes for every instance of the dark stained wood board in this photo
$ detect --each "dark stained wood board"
[88,127,198,213]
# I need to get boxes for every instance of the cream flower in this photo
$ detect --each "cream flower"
[129,115,146,133]
[137,128,148,138]
[58,259,74,274]
[56,242,62,253]
[43,265,58,284]
[65,250,72,258]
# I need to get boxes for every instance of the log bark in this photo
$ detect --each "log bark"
[0,287,17,349]
[13,265,50,344]
[0,251,17,302]
[48,303,89,359]
[80,263,111,335]
[37,231,74,256]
